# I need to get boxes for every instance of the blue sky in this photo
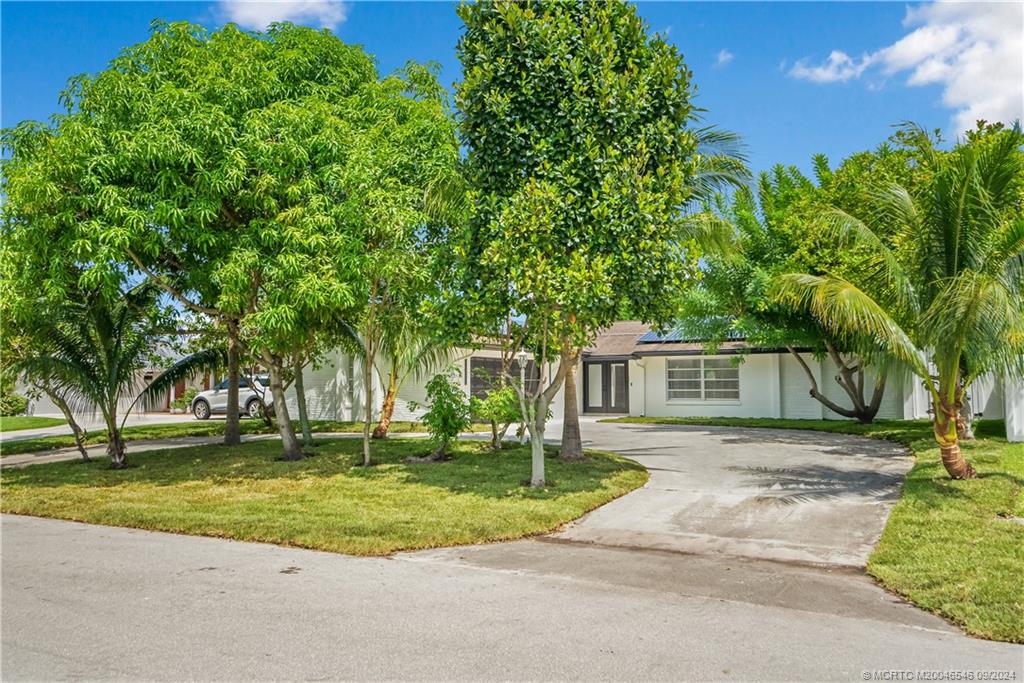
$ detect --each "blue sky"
[3,1,1021,175]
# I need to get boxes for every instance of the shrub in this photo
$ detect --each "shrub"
[471,384,525,449]
[0,392,29,417]
[420,371,471,459]
[171,388,198,410]
[470,384,522,424]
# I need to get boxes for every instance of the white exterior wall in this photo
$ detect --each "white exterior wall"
[281,351,359,422]
[631,354,781,419]
[622,351,907,421]
[1005,372,1024,442]
[779,352,825,419]
[967,375,1004,420]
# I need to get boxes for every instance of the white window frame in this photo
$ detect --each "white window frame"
[666,357,740,403]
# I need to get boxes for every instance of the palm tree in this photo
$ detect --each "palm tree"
[372,312,453,439]
[774,123,1024,479]
[15,284,164,468]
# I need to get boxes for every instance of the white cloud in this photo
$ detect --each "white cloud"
[789,49,872,82]
[715,49,734,67]
[218,0,349,30]
[788,1,1023,133]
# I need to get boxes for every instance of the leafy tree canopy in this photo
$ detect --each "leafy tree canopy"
[453,0,705,356]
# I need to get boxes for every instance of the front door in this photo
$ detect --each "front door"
[583,361,629,414]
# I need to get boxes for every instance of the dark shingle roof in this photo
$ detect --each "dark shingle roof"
[584,321,753,359]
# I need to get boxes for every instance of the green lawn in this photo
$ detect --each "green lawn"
[604,415,1024,643]
[1,419,488,457]
[0,415,67,432]
[0,437,647,556]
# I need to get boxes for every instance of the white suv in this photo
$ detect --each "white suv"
[190,376,272,420]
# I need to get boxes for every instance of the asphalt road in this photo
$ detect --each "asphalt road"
[2,420,1022,680]
[3,515,1022,681]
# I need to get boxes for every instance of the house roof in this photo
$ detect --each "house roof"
[584,321,767,359]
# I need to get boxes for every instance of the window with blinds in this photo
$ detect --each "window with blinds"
[666,358,739,400]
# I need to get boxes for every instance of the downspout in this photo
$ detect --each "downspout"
[631,353,647,417]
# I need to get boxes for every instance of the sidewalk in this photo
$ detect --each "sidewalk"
[1,413,195,443]
[0,431,484,468]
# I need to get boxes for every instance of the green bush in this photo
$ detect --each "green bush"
[0,393,29,417]
[171,388,198,410]
[470,384,523,425]
[420,372,471,459]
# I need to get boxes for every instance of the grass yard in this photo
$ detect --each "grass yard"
[605,415,1024,643]
[0,437,647,555]
[0,415,67,432]
[0,419,488,456]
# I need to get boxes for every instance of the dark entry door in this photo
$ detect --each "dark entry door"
[583,361,629,413]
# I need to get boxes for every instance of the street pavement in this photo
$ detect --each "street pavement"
[2,419,1022,680]
[2,515,1020,681]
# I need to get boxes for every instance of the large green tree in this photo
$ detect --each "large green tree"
[454,0,707,484]
[2,22,456,461]
[349,63,460,466]
[683,144,918,422]
[776,123,1024,478]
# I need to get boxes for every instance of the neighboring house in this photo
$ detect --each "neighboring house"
[271,343,565,425]
[20,358,208,417]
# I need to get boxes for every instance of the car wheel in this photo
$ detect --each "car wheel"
[193,399,211,420]
[246,399,261,419]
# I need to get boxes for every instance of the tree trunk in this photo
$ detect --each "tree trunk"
[559,347,584,460]
[489,420,500,450]
[293,357,314,447]
[224,319,242,446]
[105,409,127,469]
[44,386,89,461]
[362,344,375,466]
[372,368,398,439]
[264,352,303,461]
[934,396,976,479]
[528,403,547,487]
[788,346,886,423]
[956,392,975,441]
[860,371,887,424]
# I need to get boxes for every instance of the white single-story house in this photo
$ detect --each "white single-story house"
[577,321,1024,441]
[21,319,1024,442]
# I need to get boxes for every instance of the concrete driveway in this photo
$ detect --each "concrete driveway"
[554,420,911,567]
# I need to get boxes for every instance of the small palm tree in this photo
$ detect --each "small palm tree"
[15,284,164,468]
[774,123,1024,479]
[372,311,453,439]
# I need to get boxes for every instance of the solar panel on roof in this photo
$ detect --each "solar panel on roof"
[636,320,745,344]
[637,329,682,343]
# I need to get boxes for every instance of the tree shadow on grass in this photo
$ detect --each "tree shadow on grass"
[1,438,645,502]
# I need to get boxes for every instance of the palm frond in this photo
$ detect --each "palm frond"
[424,171,470,226]
[685,124,751,208]
[136,347,227,412]
[819,205,918,314]
[681,210,737,260]
[772,273,928,379]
